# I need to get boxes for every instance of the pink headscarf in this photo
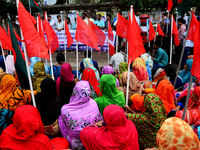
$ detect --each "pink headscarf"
[56,63,74,95]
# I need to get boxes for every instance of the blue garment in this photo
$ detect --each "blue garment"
[72,23,77,30]
[113,17,117,23]
[45,65,51,75]
[146,64,152,81]
[154,48,168,67]
[53,65,62,81]
[29,57,39,76]
[0,109,12,134]
[181,47,191,70]
[72,70,81,78]
[153,62,164,69]
[0,56,5,71]
[80,59,99,73]
[179,59,195,85]
[94,20,105,27]
[169,76,183,89]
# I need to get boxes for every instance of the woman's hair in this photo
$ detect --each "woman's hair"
[56,53,65,64]
[177,18,185,24]
[164,64,176,79]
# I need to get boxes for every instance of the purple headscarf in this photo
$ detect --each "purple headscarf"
[58,81,102,149]
[101,65,120,87]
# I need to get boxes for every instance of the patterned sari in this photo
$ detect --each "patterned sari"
[83,58,99,81]
[127,93,167,148]
[116,62,128,84]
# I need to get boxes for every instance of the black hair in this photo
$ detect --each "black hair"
[164,64,176,79]
[74,18,76,21]
[57,15,61,19]
[66,17,71,22]
[154,41,161,47]
[56,53,65,64]
[118,11,122,15]
[84,50,91,58]
[107,14,111,19]
[47,15,51,18]
[86,12,90,15]
[177,17,185,24]
[162,13,167,16]
[151,67,160,79]
[97,14,101,17]
[11,18,15,22]
[82,13,86,16]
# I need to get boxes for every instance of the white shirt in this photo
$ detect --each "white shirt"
[182,32,194,48]
[135,15,140,26]
[109,52,125,71]
[55,21,64,30]
[49,19,56,29]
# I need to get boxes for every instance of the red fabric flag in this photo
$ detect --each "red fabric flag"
[187,12,199,42]
[0,26,13,51]
[149,21,156,41]
[37,14,47,47]
[18,0,49,59]
[88,19,106,47]
[108,41,115,56]
[75,14,99,51]
[172,18,179,46]
[108,21,113,41]
[13,29,23,42]
[64,20,73,48]
[167,0,173,11]
[191,22,200,78]
[128,12,146,64]
[116,13,129,39]
[177,0,182,3]
[156,22,165,37]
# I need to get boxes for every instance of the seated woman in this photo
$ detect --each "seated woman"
[125,93,167,149]
[81,68,102,99]
[32,62,51,92]
[53,53,65,81]
[0,74,32,112]
[115,62,128,84]
[29,57,39,76]
[164,64,183,89]
[155,117,200,150]
[0,105,69,150]
[80,105,140,150]
[144,68,166,89]
[94,74,125,115]
[58,81,102,150]
[101,65,119,87]
[132,57,149,81]
[35,78,65,136]
[141,54,152,81]
[56,63,78,104]
[179,59,195,85]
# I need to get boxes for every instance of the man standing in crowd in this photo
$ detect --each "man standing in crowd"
[105,14,113,32]
[113,12,122,27]
[11,18,20,37]
[55,15,64,32]
[82,13,87,23]
[135,10,140,26]
[47,15,56,29]
[65,17,72,30]
[152,41,168,69]
[94,14,105,30]
[86,12,94,23]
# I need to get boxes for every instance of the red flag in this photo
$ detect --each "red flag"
[187,12,199,42]
[43,15,59,54]
[167,0,173,11]
[149,21,156,41]
[64,20,73,48]
[108,21,113,41]
[75,14,99,51]
[108,41,115,56]
[172,18,179,46]
[18,0,49,59]
[156,22,165,37]
[128,11,146,64]
[37,14,47,46]
[88,19,106,47]
[178,0,182,3]
[116,13,129,39]
[13,29,23,42]
[191,22,200,78]
[0,26,13,51]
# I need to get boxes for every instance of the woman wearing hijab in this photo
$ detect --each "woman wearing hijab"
[94,74,125,115]
[58,81,103,150]
[0,105,69,150]
[53,53,65,81]
[80,105,140,150]
[0,74,32,112]
[116,62,128,85]
[81,68,102,99]
[156,117,200,150]
[29,57,39,76]
[56,63,78,104]
[101,65,119,87]
[36,78,65,136]
[132,57,149,81]
[82,58,99,80]
[144,68,166,89]
[125,93,167,149]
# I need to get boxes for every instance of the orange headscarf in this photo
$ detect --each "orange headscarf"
[155,79,175,115]
[0,74,31,112]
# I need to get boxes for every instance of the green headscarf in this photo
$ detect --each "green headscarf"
[94,74,125,115]
[115,62,128,84]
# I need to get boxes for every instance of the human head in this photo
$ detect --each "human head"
[192,86,200,102]
[65,17,70,24]
[60,63,74,82]
[153,41,161,52]
[162,13,167,18]
[100,74,117,95]
[47,15,51,21]
[164,64,176,79]
[33,62,46,76]
[11,18,16,25]
[56,53,65,65]
[135,10,140,16]
[57,15,61,21]
[74,17,77,23]
[82,13,86,19]
[185,59,193,71]
[177,17,185,26]
[101,65,114,76]
[118,11,122,16]
[84,51,91,58]
[86,12,91,18]
[96,14,101,20]
[152,68,166,81]
[106,14,111,21]
[3,50,8,57]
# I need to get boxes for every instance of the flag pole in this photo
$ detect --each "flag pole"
[49,48,54,80]
[154,23,158,42]
[170,16,173,64]
[107,39,109,65]
[127,13,129,63]
[0,44,8,73]
[182,75,193,120]
[86,46,88,58]
[91,48,92,59]
[64,21,67,62]
[15,0,36,107]
[166,11,169,37]
[28,0,32,14]
[116,35,118,70]
[174,13,192,87]
[44,12,48,65]
[76,41,78,77]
